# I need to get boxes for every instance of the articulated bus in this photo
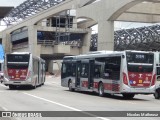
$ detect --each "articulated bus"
[3,52,46,89]
[61,50,156,99]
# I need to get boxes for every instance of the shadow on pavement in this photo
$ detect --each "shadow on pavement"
[65,90,151,101]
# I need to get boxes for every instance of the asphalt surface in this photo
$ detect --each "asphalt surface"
[0,76,160,120]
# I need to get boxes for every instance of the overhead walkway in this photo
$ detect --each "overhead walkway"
[91,25,160,51]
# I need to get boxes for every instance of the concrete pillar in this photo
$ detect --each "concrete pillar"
[53,60,62,75]
[46,60,62,75]
[98,20,114,51]
[81,29,92,54]
[2,31,12,53]
[28,26,40,56]
[72,16,77,28]
[47,60,54,74]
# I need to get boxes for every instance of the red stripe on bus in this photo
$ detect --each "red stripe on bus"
[82,81,120,92]
[104,83,120,92]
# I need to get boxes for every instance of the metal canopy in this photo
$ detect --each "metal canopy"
[91,25,160,51]
[2,0,65,26]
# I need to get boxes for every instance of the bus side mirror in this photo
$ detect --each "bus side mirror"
[122,55,125,59]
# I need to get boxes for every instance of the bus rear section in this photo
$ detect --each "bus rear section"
[0,61,4,83]
[121,52,156,97]
[3,53,45,89]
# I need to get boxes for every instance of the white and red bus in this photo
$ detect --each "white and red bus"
[3,52,46,89]
[154,52,160,99]
[61,50,156,99]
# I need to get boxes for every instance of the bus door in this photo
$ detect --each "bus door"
[75,61,81,87]
[38,61,40,85]
[41,62,44,83]
[88,60,94,89]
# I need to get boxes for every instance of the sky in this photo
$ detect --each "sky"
[0,0,26,7]
[0,0,159,33]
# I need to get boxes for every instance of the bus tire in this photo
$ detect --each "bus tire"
[32,84,37,89]
[68,80,74,91]
[32,80,37,89]
[154,90,160,99]
[9,85,16,90]
[98,82,104,97]
[122,94,135,99]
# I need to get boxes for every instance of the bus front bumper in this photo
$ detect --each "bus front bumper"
[3,78,34,86]
[121,85,156,94]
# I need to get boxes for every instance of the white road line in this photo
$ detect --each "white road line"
[23,92,111,120]
[2,107,8,111]
[0,105,22,120]
[0,90,5,93]
[0,84,8,88]
[0,106,8,111]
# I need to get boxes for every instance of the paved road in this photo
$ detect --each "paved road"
[0,76,160,120]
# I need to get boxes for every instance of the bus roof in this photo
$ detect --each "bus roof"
[63,50,153,60]
[87,50,153,54]
[10,52,31,55]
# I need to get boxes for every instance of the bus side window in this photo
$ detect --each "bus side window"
[71,63,76,76]
[103,63,111,79]
[81,64,88,78]
[33,59,38,75]
[62,63,67,74]
[94,65,101,78]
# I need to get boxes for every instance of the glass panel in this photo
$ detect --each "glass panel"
[7,54,29,69]
[126,52,154,64]
[7,54,30,62]
[126,52,154,73]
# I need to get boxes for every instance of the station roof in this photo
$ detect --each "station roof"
[0,7,13,19]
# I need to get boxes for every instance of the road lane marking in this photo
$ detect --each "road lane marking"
[0,90,5,93]
[2,107,8,111]
[23,92,111,120]
[0,84,8,88]
[0,104,8,111]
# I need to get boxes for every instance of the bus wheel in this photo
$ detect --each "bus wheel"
[154,90,160,99]
[32,84,37,89]
[122,94,135,99]
[32,82,37,89]
[9,85,16,90]
[68,81,74,91]
[98,83,104,97]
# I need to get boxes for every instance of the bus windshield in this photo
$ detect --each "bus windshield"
[126,52,154,73]
[6,54,30,69]
[126,52,154,64]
